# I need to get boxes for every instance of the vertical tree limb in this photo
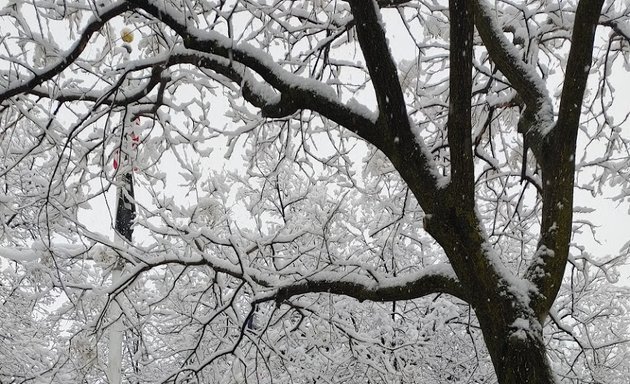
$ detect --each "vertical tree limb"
[447,0,474,203]
[528,0,606,319]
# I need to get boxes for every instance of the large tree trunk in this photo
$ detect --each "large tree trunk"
[422,201,558,383]
[478,313,556,384]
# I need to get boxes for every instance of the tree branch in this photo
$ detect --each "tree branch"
[472,0,551,114]
[130,0,444,210]
[375,0,410,8]
[473,0,553,157]
[600,19,630,44]
[0,2,131,105]
[347,0,408,135]
[273,264,466,303]
[555,0,606,144]
[447,0,474,202]
[344,0,444,209]
[26,63,167,106]
[125,0,379,138]
[109,244,465,307]
[526,0,605,319]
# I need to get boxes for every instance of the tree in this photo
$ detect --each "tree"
[1,0,629,383]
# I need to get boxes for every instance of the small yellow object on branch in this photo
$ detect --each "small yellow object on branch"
[121,28,134,43]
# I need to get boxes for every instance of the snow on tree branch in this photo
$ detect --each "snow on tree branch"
[0,1,131,104]
[272,263,465,304]
[1,0,629,383]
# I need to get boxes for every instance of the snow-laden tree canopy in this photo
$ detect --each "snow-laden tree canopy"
[1,0,630,383]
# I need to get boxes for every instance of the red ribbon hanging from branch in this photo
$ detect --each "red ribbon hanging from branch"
[113,117,141,170]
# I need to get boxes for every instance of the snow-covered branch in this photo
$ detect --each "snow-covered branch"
[272,263,465,303]
[0,1,131,104]
[526,0,606,319]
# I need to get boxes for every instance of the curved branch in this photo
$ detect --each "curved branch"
[473,0,553,157]
[26,63,166,106]
[472,0,551,116]
[600,20,630,43]
[126,0,379,138]
[107,246,465,307]
[130,0,444,210]
[273,264,466,303]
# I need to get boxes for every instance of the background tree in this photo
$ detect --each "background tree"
[1,0,629,383]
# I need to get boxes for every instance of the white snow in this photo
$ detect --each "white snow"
[476,0,554,135]
[0,246,39,262]
[511,317,529,330]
